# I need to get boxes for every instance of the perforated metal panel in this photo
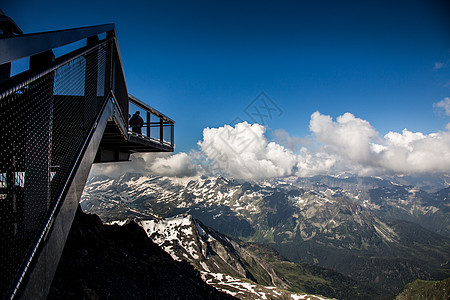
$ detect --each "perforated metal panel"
[0,40,114,298]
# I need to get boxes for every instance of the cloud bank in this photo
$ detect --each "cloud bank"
[91,152,198,178]
[197,112,450,179]
[308,112,450,175]
[93,108,450,180]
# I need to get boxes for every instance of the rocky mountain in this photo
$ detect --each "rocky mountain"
[48,206,234,299]
[289,174,450,193]
[50,207,338,300]
[395,277,450,300]
[81,173,450,294]
[362,185,450,238]
[136,214,384,299]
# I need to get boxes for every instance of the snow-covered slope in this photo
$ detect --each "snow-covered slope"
[137,214,349,299]
[201,272,333,300]
[139,214,287,286]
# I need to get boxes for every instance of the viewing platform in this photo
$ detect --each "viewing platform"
[95,94,174,162]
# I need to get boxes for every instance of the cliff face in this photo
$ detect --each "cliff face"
[48,206,235,299]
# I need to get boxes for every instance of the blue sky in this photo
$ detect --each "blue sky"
[4,1,450,177]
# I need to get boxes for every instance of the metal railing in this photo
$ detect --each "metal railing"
[128,94,175,148]
[0,24,126,299]
[1,18,175,298]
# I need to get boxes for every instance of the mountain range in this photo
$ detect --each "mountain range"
[81,173,450,296]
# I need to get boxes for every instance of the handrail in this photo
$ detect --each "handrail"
[0,23,114,65]
[128,94,175,147]
[109,90,129,138]
[0,37,112,100]
[129,94,175,124]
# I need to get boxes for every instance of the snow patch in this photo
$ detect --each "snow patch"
[139,215,199,261]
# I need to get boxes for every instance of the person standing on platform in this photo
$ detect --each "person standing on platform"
[129,111,144,134]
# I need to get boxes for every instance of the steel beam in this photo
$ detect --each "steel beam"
[0,24,114,65]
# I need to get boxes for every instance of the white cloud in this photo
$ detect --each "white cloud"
[90,153,157,177]
[198,122,297,179]
[379,129,450,174]
[306,112,450,176]
[309,111,378,164]
[272,128,310,152]
[196,113,450,179]
[150,152,198,177]
[90,152,197,178]
[295,148,338,177]
[434,97,450,116]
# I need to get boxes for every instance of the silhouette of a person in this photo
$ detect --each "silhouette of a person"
[129,111,144,134]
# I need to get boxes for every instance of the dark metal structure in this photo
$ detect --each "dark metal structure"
[0,14,174,299]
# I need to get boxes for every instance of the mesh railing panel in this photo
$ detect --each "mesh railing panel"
[0,40,115,298]
[51,43,108,202]
[0,73,53,297]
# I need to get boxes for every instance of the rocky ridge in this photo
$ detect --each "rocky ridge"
[136,214,383,299]
[48,206,235,300]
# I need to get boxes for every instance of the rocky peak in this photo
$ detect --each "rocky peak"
[48,206,235,299]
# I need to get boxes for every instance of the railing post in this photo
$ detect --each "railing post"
[160,118,163,143]
[147,111,151,138]
[0,10,22,83]
[85,35,99,125]
[171,123,174,146]
[104,31,114,96]
[0,62,11,82]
